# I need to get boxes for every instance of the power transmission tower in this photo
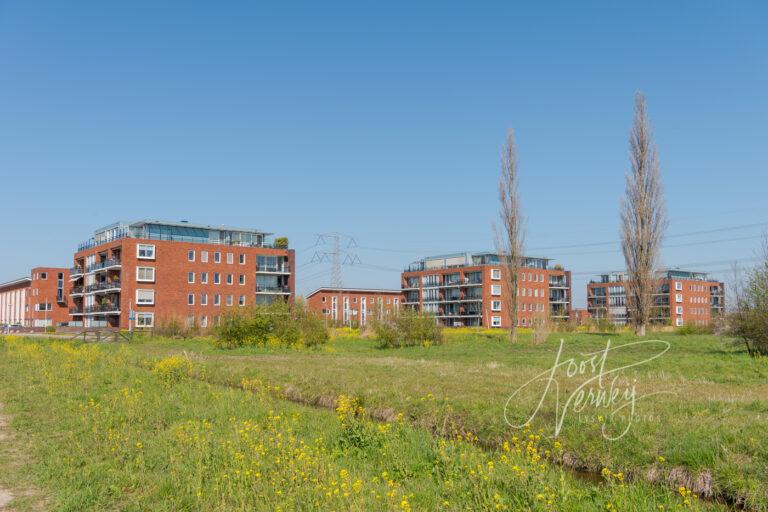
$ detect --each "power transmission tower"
[310,232,361,288]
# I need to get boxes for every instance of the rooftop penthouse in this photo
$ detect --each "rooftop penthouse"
[405,252,554,273]
[79,220,280,251]
[591,269,713,284]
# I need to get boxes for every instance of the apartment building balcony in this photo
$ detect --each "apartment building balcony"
[255,264,291,274]
[256,284,291,294]
[69,307,84,316]
[70,267,86,279]
[86,281,122,294]
[84,303,121,315]
[549,278,568,288]
[87,258,122,273]
[70,286,85,297]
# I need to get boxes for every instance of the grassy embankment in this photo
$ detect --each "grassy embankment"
[0,333,725,511]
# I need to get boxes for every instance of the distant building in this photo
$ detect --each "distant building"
[306,287,403,326]
[586,270,725,327]
[69,220,294,330]
[401,251,572,328]
[0,267,71,328]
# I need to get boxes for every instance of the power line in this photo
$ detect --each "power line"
[310,232,362,288]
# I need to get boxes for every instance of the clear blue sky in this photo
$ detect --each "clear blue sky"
[1,1,766,307]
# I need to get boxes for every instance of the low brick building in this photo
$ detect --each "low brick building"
[0,267,71,328]
[306,287,403,326]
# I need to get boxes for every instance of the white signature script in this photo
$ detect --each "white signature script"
[504,339,673,440]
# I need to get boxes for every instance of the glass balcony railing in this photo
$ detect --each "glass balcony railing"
[70,286,84,295]
[84,303,121,314]
[256,284,291,293]
[85,281,122,293]
[256,264,291,273]
[87,258,122,273]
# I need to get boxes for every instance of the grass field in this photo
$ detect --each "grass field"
[0,330,765,511]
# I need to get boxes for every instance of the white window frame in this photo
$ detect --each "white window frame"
[676,306,683,315]
[675,281,683,291]
[188,250,195,262]
[136,266,155,282]
[201,272,208,284]
[214,252,221,263]
[239,274,245,285]
[187,293,195,305]
[201,251,209,263]
[491,268,501,280]
[676,293,683,303]
[239,254,246,265]
[227,274,233,285]
[188,272,195,284]
[491,300,502,312]
[137,244,155,260]
[491,284,502,296]
[239,295,246,306]
[226,295,233,306]
[201,293,208,306]
[491,316,502,327]
[227,253,234,264]
[214,294,221,306]
[214,273,220,285]
[675,317,683,327]
[136,312,154,328]
[135,289,155,305]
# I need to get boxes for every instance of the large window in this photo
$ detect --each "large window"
[187,293,195,305]
[491,284,502,296]
[491,269,501,280]
[188,250,195,262]
[491,300,502,311]
[136,312,154,328]
[188,272,195,284]
[137,244,155,259]
[136,289,155,305]
[201,251,209,263]
[491,316,502,327]
[227,253,234,264]
[136,267,155,282]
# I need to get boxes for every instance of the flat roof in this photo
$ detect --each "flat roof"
[306,287,403,298]
[0,277,32,290]
[131,219,272,236]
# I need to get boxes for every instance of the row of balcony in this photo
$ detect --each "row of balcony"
[255,284,291,294]
[70,281,122,295]
[69,303,121,315]
[256,264,291,273]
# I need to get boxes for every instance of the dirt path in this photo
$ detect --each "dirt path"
[0,402,15,509]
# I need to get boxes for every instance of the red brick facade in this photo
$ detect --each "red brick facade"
[29,267,71,327]
[586,271,725,327]
[306,288,403,326]
[70,237,294,330]
[401,253,571,328]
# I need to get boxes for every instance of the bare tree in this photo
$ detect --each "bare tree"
[620,93,668,336]
[494,129,525,342]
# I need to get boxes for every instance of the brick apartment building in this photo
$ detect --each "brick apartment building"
[69,220,294,330]
[0,267,71,328]
[306,287,402,326]
[401,251,571,328]
[586,269,725,327]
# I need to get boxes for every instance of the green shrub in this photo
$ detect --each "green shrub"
[214,300,328,349]
[676,324,714,335]
[274,237,289,249]
[372,308,442,348]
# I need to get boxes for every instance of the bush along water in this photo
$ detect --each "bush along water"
[213,300,329,349]
[372,308,443,348]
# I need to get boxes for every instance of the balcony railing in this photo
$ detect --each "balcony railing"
[84,303,121,314]
[70,267,85,277]
[256,264,291,273]
[256,284,291,294]
[86,281,122,294]
[70,286,84,295]
[69,307,84,315]
[87,258,122,273]
[78,230,130,252]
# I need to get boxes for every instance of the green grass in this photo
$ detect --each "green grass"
[0,334,729,511]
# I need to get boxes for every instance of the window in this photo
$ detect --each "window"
[675,281,683,291]
[491,300,502,311]
[136,267,155,282]
[200,316,208,328]
[137,244,155,259]
[201,251,209,263]
[226,295,233,306]
[136,289,155,305]
[227,274,233,285]
[322,296,326,303]
[227,253,234,264]
[188,250,195,262]
[201,272,208,284]
[188,272,195,284]
[675,318,683,327]
[187,293,195,305]
[491,316,502,327]
[239,274,245,285]
[675,293,683,303]
[386,299,391,304]
[214,272,220,284]
[491,284,502,296]
[136,312,154,328]
[239,295,246,306]
[676,306,683,315]
[214,294,221,306]
[40,272,48,280]
[239,254,246,264]
[201,293,208,306]
[491,269,501,280]
[214,252,221,263]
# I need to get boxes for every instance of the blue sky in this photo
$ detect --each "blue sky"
[1,1,766,307]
